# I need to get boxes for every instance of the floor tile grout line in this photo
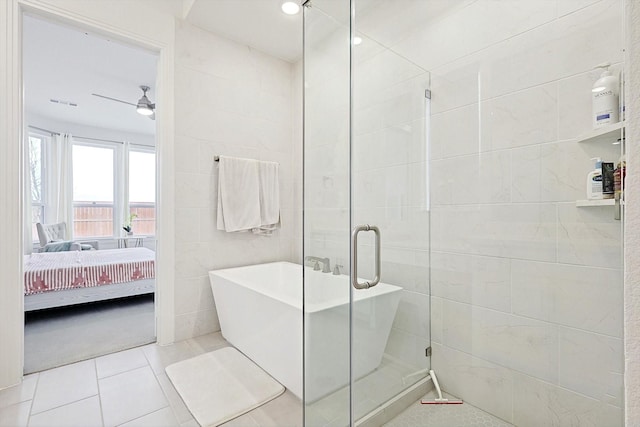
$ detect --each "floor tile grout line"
[25,371,41,425]
[114,406,171,427]
[95,347,151,381]
[95,359,106,427]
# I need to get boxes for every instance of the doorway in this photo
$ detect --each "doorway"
[22,14,159,373]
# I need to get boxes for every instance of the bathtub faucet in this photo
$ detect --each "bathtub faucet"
[304,256,331,273]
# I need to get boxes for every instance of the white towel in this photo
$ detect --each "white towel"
[217,156,261,232]
[253,161,280,235]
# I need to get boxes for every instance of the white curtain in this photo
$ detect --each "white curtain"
[49,133,74,239]
[23,134,33,255]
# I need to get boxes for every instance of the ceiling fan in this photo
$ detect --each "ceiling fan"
[91,85,156,120]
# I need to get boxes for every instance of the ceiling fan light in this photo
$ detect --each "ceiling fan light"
[137,104,153,116]
[136,94,153,115]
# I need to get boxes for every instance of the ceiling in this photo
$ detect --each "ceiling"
[184,0,303,63]
[23,15,158,136]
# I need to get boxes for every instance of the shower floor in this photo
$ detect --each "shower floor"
[306,355,425,426]
[385,390,514,427]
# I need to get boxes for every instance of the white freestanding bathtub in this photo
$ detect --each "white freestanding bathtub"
[209,261,402,402]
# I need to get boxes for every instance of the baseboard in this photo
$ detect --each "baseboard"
[355,375,433,427]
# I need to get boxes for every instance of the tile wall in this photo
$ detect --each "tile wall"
[173,21,298,341]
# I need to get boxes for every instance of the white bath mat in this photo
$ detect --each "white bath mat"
[166,347,285,426]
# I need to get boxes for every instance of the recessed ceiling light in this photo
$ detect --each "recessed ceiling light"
[353,36,363,45]
[281,1,300,15]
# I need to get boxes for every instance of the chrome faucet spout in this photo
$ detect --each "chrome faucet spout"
[304,256,331,273]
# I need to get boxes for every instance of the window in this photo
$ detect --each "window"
[30,134,155,240]
[29,135,45,241]
[72,144,115,237]
[128,150,156,235]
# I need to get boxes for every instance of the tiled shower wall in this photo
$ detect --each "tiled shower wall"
[173,20,297,341]
[400,0,624,425]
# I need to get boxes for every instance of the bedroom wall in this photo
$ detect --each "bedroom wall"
[172,20,297,340]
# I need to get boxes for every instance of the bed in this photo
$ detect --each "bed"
[24,247,155,311]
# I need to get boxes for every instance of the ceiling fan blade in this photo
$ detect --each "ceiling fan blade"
[148,111,155,121]
[91,93,136,107]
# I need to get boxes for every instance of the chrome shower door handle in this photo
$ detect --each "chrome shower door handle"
[351,224,381,289]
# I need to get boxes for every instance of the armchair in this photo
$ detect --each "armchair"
[36,222,99,252]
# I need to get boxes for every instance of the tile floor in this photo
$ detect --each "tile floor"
[0,332,302,427]
[384,390,513,427]
[1,332,502,427]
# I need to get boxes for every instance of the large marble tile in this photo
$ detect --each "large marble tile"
[0,401,30,427]
[431,205,480,255]
[391,290,430,338]
[174,276,216,317]
[431,155,482,205]
[0,374,37,410]
[512,372,623,427]
[392,0,555,71]
[441,300,472,354]
[511,145,541,203]
[430,296,443,344]
[95,347,149,380]
[120,407,180,427]
[28,396,102,427]
[557,202,623,269]
[431,104,479,160]
[554,0,623,82]
[175,22,259,84]
[99,366,168,426]
[558,326,624,406]
[481,83,558,152]
[356,0,471,49]
[431,343,514,423]
[511,260,623,337]
[431,252,511,312]
[174,309,220,342]
[384,328,429,370]
[430,55,481,114]
[141,341,200,376]
[248,391,302,427]
[557,0,602,17]
[31,360,98,415]
[473,203,557,262]
[155,373,193,425]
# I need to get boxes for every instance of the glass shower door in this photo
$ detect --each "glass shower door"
[303,1,432,425]
[350,3,432,421]
[303,2,352,426]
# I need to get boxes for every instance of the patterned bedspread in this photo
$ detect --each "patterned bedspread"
[24,248,155,295]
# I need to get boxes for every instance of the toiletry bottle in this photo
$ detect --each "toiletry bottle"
[592,63,620,128]
[602,162,615,199]
[614,154,626,200]
[587,157,603,200]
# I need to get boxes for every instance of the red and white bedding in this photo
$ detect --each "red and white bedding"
[24,248,155,296]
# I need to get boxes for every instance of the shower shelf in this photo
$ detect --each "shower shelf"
[576,121,624,144]
[576,199,615,207]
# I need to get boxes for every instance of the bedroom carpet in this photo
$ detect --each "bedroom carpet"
[24,294,155,374]
[166,347,285,426]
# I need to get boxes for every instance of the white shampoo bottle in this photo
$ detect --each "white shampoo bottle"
[587,157,603,200]
[592,63,619,128]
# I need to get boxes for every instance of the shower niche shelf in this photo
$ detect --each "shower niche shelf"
[576,121,624,144]
[576,199,615,207]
